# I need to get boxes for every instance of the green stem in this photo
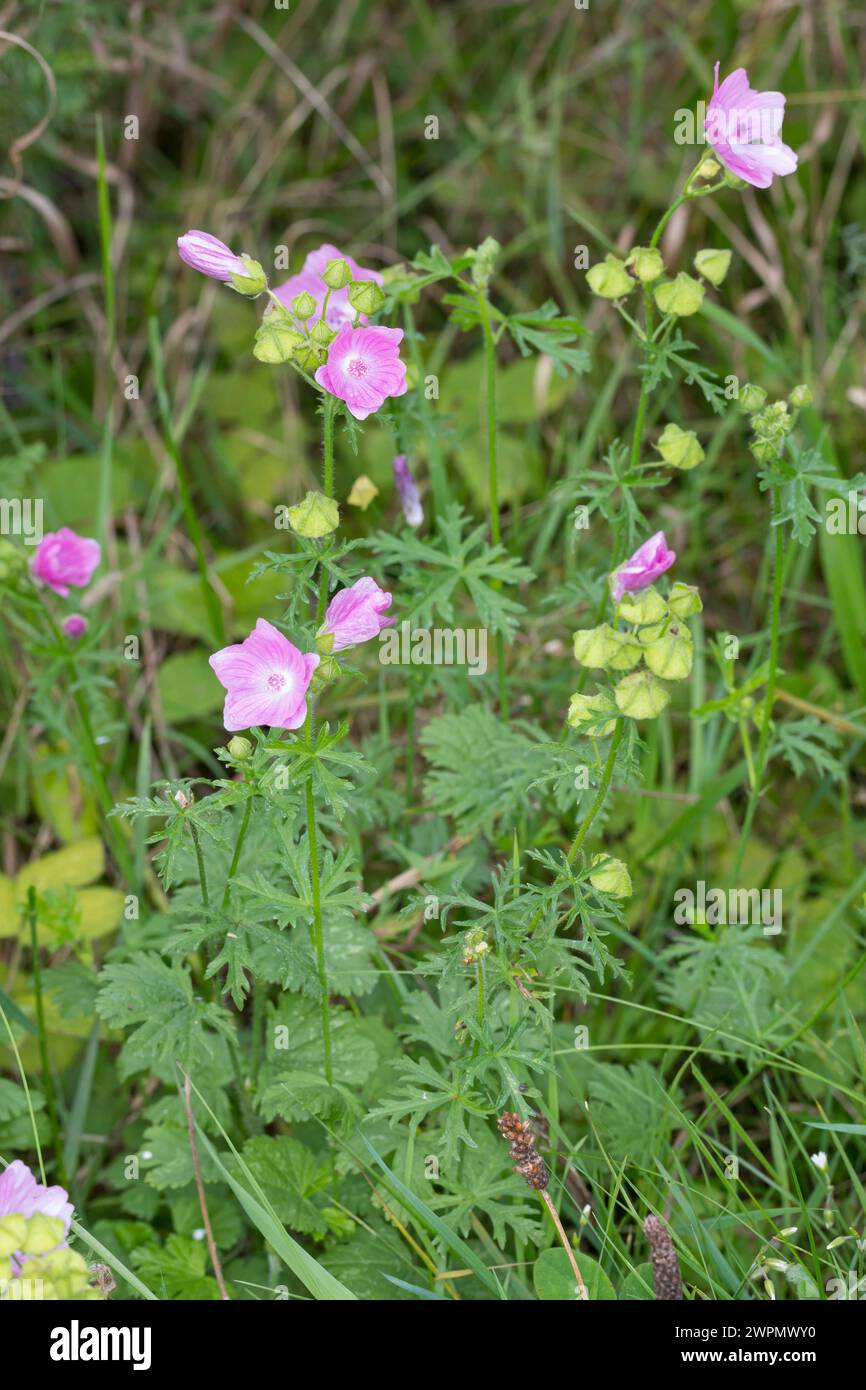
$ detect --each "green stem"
[732,491,785,879]
[471,959,486,1060]
[221,795,252,913]
[402,302,449,519]
[477,290,508,718]
[28,888,68,1187]
[567,719,625,862]
[304,721,333,1085]
[322,394,335,499]
[189,821,209,908]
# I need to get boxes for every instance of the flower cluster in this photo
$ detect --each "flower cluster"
[208,577,393,733]
[0,1160,98,1300]
[30,527,100,640]
[569,533,702,724]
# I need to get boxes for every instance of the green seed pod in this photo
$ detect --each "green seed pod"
[614,669,670,720]
[653,272,705,317]
[668,581,703,618]
[288,490,340,538]
[644,624,693,681]
[566,691,618,738]
[655,421,704,471]
[617,585,669,626]
[586,255,634,300]
[573,623,620,669]
[348,279,386,315]
[322,258,353,289]
[693,248,732,287]
[589,853,633,899]
[625,246,665,283]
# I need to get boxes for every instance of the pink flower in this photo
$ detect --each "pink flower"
[611,531,676,603]
[0,1160,73,1275]
[209,619,319,732]
[274,243,383,331]
[320,577,393,652]
[705,63,798,190]
[315,325,408,420]
[177,230,247,282]
[393,455,423,529]
[62,613,87,639]
[32,528,100,597]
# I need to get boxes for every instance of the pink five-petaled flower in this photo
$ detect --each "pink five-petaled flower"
[705,63,798,190]
[177,230,247,282]
[0,1160,73,1275]
[320,577,393,652]
[209,619,319,732]
[274,243,384,331]
[315,325,408,421]
[32,528,100,597]
[610,531,676,603]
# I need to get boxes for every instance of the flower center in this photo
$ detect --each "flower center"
[345,355,368,379]
[267,672,286,691]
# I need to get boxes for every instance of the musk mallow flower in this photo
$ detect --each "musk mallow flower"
[208,619,319,732]
[0,1159,73,1276]
[393,454,423,528]
[32,528,100,597]
[610,531,676,603]
[315,325,408,420]
[319,577,393,652]
[705,63,798,190]
[274,243,384,331]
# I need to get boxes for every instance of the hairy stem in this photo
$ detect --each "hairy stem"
[567,718,625,862]
[477,289,509,718]
[304,727,333,1085]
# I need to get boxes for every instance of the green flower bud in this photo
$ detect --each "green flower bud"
[310,652,340,690]
[614,669,670,720]
[469,236,501,290]
[227,254,268,297]
[322,258,353,290]
[606,630,644,671]
[227,735,252,762]
[589,853,633,899]
[291,291,318,320]
[655,421,704,471]
[789,383,813,408]
[566,691,617,738]
[617,585,668,625]
[294,342,327,371]
[348,279,386,315]
[698,156,721,179]
[644,623,693,681]
[625,246,665,283]
[253,320,306,364]
[636,621,667,644]
[653,272,705,317]
[739,383,767,413]
[315,628,335,656]
[667,581,703,618]
[20,1212,65,1255]
[586,254,634,300]
[573,623,620,669]
[287,490,339,539]
[310,318,336,345]
[693,248,732,287]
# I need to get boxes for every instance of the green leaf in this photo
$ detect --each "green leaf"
[533,1247,616,1300]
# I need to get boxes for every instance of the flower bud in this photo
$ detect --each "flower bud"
[698,156,721,179]
[667,581,703,618]
[617,585,668,625]
[62,613,88,639]
[310,652,340,690]
[294,342,327,371]
[228,255,268,297]
[589,854,633,898]
[287,490,340,539]
[739,383,767,413]
[322,258,353,290]
[653,273,705,317]
[586,254,634,300]
[227,735,252,761]
[291,291,318,320]
[606,630,643,671]
[789,383,812,408]
[625,246,664,283]
[566,691,617,738]
[693,248,732,287]
[614,669,670,720]
[573,623,620,669]
[310,319,336,346]
[655,421,704,471]
[469,236,501,290]
[254,319,305,364]
[347,279,386,316]
[644,624,693,681]
[347,474,379,511]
